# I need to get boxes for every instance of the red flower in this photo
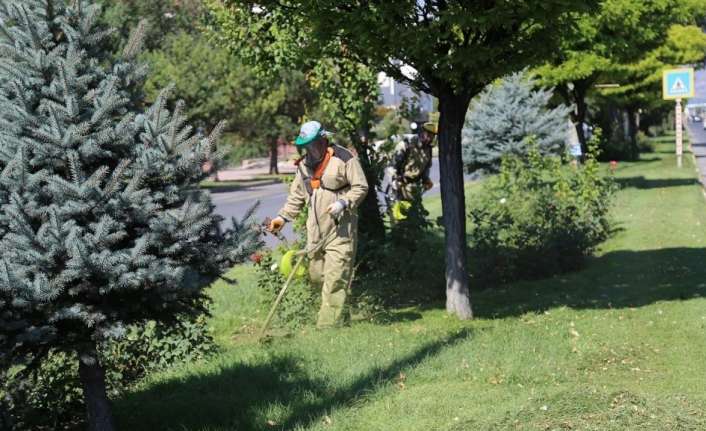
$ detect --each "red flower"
[250,253,263,264]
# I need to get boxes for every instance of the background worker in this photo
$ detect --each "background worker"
[389,121,438,202]
[268,121,368,328]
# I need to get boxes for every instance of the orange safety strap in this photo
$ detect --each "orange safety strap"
[310,147,334,190]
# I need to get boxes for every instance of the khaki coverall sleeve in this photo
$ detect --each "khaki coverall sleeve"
[342,157,369,210]
[278,170,308,221]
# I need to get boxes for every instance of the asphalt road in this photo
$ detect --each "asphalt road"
[211,158,446,247]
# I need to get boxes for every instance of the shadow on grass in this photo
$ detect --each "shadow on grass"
[359,229,706,323]
[116,329,472,431]
[615,176,700,190]
[472,247,706,319]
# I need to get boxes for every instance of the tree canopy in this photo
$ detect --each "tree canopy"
[211,0,598,319]
[535,0,706,147]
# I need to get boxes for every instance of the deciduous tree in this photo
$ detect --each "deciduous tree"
[536,0,706,150]
[212,0,596,318]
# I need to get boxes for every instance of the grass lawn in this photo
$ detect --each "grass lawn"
[115,138,706,430]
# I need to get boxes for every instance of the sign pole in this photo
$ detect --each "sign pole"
[676,98,683,168]
[663,68,694,168]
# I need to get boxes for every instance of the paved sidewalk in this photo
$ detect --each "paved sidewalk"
[211,158,297,181]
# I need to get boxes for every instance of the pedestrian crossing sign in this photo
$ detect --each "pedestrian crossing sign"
[663,68,694,100]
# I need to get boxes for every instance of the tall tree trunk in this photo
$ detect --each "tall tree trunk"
[269,138,279,175]
[572,84,589,153]
[558,81,590,153]
[626,106,639,160]
[78,347,115,431]
[438,92,473,320]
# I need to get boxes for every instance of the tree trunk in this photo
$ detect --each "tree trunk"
[438,92,473,320]
[78,347,115,431]
[351,133,386,247]
[269,138,279,175]
[626,106,639,160]
[572,85,589,154]
[558,81,590,154]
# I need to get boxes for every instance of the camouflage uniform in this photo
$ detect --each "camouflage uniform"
[393,135,433,201]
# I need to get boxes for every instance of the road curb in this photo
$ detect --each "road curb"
[201,179,283,194]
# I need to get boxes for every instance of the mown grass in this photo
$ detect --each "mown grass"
[115,139,706,430]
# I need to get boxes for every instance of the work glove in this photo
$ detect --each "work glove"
[268,216,286,233]
[326,200,347,217]
[424,179,434,191]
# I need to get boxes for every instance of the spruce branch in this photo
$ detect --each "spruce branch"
[122,19,147,60]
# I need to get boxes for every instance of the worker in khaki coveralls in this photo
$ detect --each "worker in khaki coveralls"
[268,121,368,328]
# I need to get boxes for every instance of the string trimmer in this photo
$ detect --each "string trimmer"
[257,221,338,340]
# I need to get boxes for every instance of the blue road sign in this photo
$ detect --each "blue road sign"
[663,68,695,100]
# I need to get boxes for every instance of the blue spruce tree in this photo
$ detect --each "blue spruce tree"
[462,71,571,173]
[0,2,261,429]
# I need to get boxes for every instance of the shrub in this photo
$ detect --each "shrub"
[636,131,655,153]
[467,138,615,286]
[1,317,217,430]
[254,252,318,330]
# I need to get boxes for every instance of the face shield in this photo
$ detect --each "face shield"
[302,137,328,167]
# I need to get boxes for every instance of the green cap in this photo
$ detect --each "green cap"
[295,120,324,146]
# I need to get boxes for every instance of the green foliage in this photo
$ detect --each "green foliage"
[143,32,244,129]
[308,56,378,140]
[537,0,703,88]
[467,138,615,285]
[2,351,84,430]
[2,316,216,430]
[536,0,706,148]
[462,71,571,173]
[212,0,598,319]
[372,108,410,142]
[143,32,311,158]
[102,316,217,387]
[214,1,595,96]
[99,0,205,51]
[372,98,422,142]
[0,1,261,426]
[253,253,317,330]
[601,24,706,104]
